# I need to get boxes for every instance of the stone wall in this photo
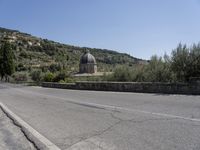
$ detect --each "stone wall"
[42,81,200,95]
[42,82,76,89]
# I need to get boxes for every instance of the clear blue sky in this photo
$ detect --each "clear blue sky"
[0,0,200,59]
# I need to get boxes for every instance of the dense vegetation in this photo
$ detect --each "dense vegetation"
[105,43,200,83]
[0,41,15,81]
[0,27,147,83]
[0,27,145,72]
[0,27,199,83]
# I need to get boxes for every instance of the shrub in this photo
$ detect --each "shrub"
[53,72,69,82]
[12,72,28,82]
[19,50,28,58]
[30,70,43,82]
[48,63,62,73]
[16,63,27,71]
[131,66,147,82]
[171,43,200,82]
[144,55,173,82]
[171,44,190,82]
[103,55,174,82]
[0,41,15,80]
[43,72,55,82]
[105,66,134,82]
[64,78,75,83]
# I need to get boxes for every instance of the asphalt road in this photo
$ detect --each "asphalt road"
[0,83,200,150]
[0,106,36,150]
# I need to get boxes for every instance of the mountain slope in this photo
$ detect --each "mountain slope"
[0,27,147,72]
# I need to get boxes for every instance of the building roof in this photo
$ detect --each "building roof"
[80,50,96,64]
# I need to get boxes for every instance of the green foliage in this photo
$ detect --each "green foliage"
[171,43,200,82]
[59,78,75,83]
[49,64,62,73]
[16,63,27,71]
[144,55,173,82]
[12,72,28,82]
[171,44,190,81]
[64,78,75,83]
[1,27,200,83]
[30,70,43,82]
[189,44,200,78]
[0,27,145,74]
[0,41,15,80]
[131,66,147,82]
[0,45,4,78]
[53,72,69,82]
[104,43,200,83]
[19,50,28,58]
[104,56,173,82]
[43,72,55,82]
[104,57,171,82]
[107,67,134,82]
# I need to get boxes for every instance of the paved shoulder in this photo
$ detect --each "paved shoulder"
[1,84,200,150]
[0,108,36,150]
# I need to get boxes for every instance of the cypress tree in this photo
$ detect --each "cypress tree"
[0,41,15,81]
[0,44,4,80]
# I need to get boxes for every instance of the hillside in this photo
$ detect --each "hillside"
[0,27,147,73]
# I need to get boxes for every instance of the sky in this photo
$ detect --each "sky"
[0,0,200,59]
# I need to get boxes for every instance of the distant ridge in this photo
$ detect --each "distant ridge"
[0,27,147,72]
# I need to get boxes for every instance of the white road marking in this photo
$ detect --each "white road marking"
[0,102,61,150]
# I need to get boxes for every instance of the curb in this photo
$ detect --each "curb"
[0,102,61,150]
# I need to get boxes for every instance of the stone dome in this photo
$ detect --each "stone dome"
[80,50,96,64]
[79,50,97,74]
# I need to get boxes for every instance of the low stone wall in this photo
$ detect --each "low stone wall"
[42,81,200,95]
[42,82,76,89]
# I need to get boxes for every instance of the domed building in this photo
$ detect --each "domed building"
[79,50,97,74]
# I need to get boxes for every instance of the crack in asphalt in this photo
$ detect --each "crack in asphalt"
[0,107,39,150]
[8,85,200,123]
[66,110,173,149]
[66,119,121,149]
[2,84,200,150]
[66,109,188,150]
[68,101,106,110]
[85,140,106,150]
[65,111,122,149]
[0,108,38,150]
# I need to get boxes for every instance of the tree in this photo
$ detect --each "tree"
[53,71,68,82]
[107,66,134,82]
[188,43,200,79]
[171,44,190,82]
[171,43,200,82]
[0,45,5,80]
[145,55,173,82]
[30,70,43,82]
[43,72,55,82]
[0,42,15,81]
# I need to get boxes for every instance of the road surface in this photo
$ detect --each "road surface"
[0,106,36,150]
[0,83,200,150]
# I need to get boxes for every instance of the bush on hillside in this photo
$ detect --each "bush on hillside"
[144,55,173,82]
[171,43,200,82]
[30,70,43,82]
[43,72,55,82]
[12,72,28,82]
[53,71,69,82]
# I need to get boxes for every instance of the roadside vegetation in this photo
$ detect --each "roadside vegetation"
[0,41,15,81]
[0,27,200,83]
[1,41,199,84]
[104,43,200,83]
[0,27,144,74]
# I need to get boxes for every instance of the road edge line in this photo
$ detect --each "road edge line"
[0,102,61,150]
